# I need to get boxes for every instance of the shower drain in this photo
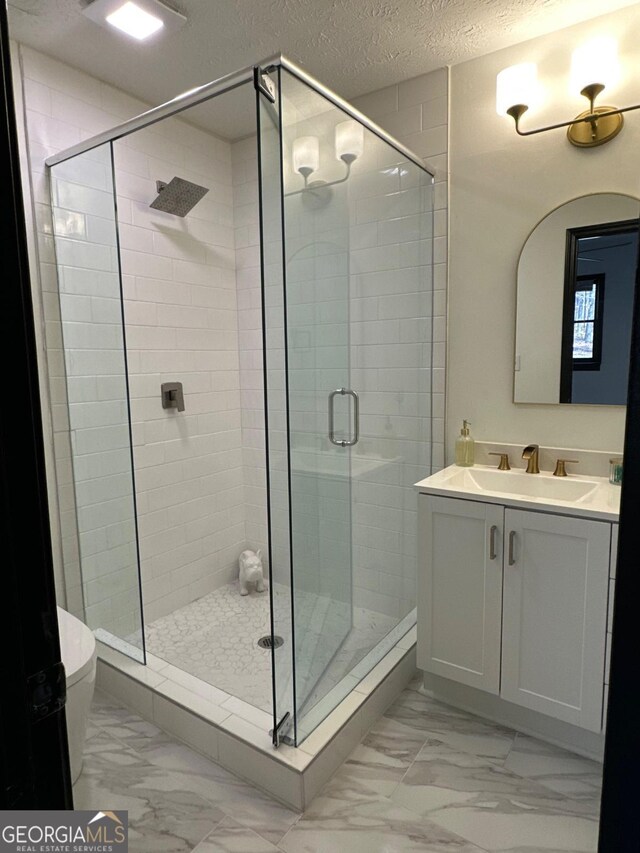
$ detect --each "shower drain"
[257,635,284,650]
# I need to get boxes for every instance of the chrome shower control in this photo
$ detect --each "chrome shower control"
[161,381,185,412]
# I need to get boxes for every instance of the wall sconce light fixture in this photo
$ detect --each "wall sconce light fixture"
[497,37,639,148]
[335,120,364,164]
[289,120,363,196]
[292,136,320,181]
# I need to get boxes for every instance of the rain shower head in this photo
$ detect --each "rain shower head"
[150,177,209,217]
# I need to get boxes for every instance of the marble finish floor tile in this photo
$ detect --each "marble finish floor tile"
[87,674,603,853]
[331,715,428,798]
[75,729,224,852]
[391,739,598,852]
[89,691,300,846]
[192,817,281,852]
[423,808,598,853]
[279,786,487,853]
[503,733,603,803]
[386,683,517,760]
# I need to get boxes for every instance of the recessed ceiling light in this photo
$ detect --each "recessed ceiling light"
[82,0,186,41]
[106,2,163,39]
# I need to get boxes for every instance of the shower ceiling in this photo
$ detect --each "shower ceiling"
[8,0,640,137]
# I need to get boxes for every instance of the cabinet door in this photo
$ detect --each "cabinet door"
[501,509,610,731]
[418,495,504,694]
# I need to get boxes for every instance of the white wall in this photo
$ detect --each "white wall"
[448,4,640,456]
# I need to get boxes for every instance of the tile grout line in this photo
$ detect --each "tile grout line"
[188,815,227,852]
[501,728,519,767]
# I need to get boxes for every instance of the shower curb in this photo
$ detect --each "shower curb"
[94,628,417,810]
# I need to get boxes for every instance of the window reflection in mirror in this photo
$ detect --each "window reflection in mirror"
[560,221,638,404]
[514,193,640,405]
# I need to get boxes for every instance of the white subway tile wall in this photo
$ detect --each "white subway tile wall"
[231,137,269,558]
[352,68,448,472]
[19,45,263,637]
[112,121,248,624]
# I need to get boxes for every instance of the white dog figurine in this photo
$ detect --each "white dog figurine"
[238,549,265,596]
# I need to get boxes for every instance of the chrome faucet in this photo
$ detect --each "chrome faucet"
[522,444,540,474]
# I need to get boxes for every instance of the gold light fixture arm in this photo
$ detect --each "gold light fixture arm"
[507,97,640,147]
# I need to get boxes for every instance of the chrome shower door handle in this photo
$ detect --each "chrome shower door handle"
[328,388,360,447]
[328,388,345,447]
[345,388,359,447]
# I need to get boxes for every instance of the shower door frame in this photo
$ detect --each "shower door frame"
[255,62,436,745]
[255,64,359,747]
[44,55,431,172]
[45,53,435,747]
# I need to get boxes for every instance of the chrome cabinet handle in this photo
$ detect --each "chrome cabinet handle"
[489,525,498,560]
[328,388,359,447]
[508,530,517,566]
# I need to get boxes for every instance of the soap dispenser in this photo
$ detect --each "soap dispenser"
[455,420,475,467]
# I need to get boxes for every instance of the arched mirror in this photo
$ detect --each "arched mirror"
[514,193,639,405]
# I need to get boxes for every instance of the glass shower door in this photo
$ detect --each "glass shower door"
[281,73,355,728]
[257,67,354,745]
[259,63,433,745]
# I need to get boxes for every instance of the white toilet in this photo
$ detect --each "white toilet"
[57,606,97,783]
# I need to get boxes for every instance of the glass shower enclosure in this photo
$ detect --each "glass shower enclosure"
[48,56,434,746]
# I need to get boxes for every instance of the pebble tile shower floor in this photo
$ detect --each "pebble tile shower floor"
[81,678,601,852]
[145,581,398,712]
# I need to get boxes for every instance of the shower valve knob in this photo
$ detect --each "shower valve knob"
[161,382,185,412]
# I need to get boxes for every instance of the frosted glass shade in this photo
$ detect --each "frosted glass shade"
[570,37,620,94]
[292,136,319,177]
[496,63,539,115]
[335,120,364,163]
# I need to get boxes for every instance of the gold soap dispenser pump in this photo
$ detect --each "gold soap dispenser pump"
[455,420,475,467]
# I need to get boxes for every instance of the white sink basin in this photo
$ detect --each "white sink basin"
[415,463,620,521]
[444,467,599,502]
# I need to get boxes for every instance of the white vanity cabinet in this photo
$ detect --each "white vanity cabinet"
[417,496,504,694]
[418,494,614,734]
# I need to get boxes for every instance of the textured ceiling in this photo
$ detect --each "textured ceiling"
[8,0,640,140]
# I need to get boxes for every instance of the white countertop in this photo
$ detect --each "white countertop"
[415,464,621,522]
